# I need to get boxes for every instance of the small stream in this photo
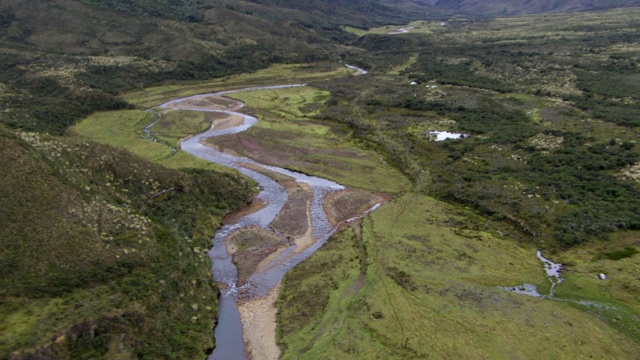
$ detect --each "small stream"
[147,75,374,359]
[499,251,620,314]
[498,250,563,299]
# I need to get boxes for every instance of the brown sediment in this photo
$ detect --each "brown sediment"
[206,131,365,174]
[226,227,289,285]
[323,188,390,226]
[211,114,245,130]
[238,283,282,360]
[271,182,312,240]
[170,95,244,111]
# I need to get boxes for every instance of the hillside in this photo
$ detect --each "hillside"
[274,8,640,358]
[0,127,254,357]
[428,0,640,15]
[0,0,439,134]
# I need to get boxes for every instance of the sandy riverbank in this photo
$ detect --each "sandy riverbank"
[238,283,282,360]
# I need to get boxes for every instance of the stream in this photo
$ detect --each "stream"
[499,251,619,313]
[147,72,374,359]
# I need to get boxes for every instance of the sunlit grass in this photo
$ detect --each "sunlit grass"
[278,194,640,358]
[220,86,411,193]
[122,63,353,108]
[72,110,173,161]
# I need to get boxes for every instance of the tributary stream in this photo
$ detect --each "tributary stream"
[148,78,378,359]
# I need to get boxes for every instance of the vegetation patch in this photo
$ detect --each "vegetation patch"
[209,86,411,193]
[278,194,640,358]
[323,188,389,225]
[0,129,253,358]
[271,182,312,240]
[227,228,290,285]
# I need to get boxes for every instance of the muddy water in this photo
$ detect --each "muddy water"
[151,85,361,359]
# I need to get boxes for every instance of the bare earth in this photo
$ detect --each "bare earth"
[238,282,282,360]
[212,113,245,130]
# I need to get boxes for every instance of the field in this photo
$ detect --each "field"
[277,195,640,358]
[122,63,354,108]
[71,12,640,356]
[210,85,411,193]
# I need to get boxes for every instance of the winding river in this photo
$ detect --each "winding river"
[147,71,376,359]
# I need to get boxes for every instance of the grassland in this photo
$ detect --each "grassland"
[209,85,411,193]
[72,62,371,179]
[122,63,354,108]
[277,195,640,358]
[276,7,640,358]
[5,3,640,358]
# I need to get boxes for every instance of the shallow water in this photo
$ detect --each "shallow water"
[345,64,368,75]
[429,130,467,141]
[498,250,564,299]
[498,283,542,298]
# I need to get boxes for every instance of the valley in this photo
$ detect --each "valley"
[1,1,640,359]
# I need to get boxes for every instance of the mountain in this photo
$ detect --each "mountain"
[0,0,441,134]
[429,0,640,15]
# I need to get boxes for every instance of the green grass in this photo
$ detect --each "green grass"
[72,110,173,161]
[215,86,411,193]
[71,109,239,174]
[154,110,212,145]
[122,63,354,108]
[550,232,640,338]
[228,86,331,119]
[277,194,640,358]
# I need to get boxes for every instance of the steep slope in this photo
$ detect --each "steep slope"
[0,128,253,358]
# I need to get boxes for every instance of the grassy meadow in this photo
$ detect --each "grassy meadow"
[276,7,640,359]
[277,195,640,358]
[122,63,354,108]
[212,86,411,193]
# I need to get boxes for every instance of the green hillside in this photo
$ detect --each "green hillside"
[431,0,640,15]
[0,128,253,357]
[0,0,438,134]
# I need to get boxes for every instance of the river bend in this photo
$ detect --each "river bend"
[148,81,375,359]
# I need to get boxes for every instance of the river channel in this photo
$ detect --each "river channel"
[148,78,376,359]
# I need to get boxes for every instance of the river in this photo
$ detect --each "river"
[147,71,376,359]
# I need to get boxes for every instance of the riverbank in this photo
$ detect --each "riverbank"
[150,79,389,358]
